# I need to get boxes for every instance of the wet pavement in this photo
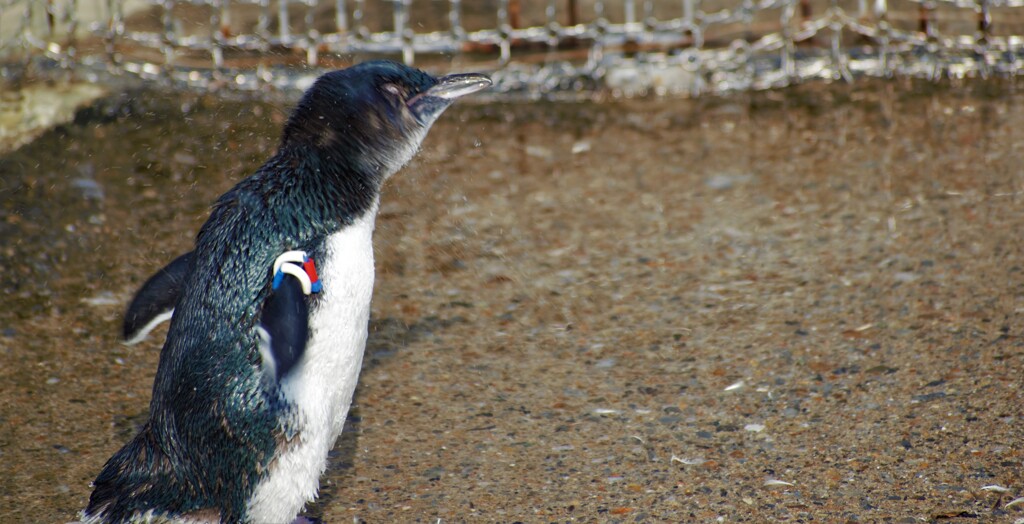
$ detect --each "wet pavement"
[1,80,1024,522]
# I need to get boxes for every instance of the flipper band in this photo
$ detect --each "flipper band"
[272,251,322,295]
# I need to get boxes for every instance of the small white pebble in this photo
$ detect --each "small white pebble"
[724,380,745,391]
[670,455,705,465]
[571,140,592,154]
[981,485,1010,493]
[47,377,60,385]
[525,145,553,159]
[744,424,766,432]
[592,408,619,415]
[893,271,918,283]
[82,292,120,307]
[763,479,795,487]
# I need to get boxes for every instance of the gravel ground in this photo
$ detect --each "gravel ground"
[1,80,1023,523]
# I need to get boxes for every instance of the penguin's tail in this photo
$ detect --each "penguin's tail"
[82,423,186,523]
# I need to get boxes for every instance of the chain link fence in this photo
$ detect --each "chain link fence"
[2,0,1024,96]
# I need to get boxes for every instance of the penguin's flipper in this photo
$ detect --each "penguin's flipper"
[123,251,194,345]
[257,274,310,382]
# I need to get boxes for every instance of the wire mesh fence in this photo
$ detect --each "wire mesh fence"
[2,0,1024,96]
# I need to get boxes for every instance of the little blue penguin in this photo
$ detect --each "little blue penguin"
[81,60,490,524]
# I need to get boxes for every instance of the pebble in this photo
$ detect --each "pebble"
[706,173,752,190]
[81,292,120,307]
[525,145,552,159]
[571,140,591,154]
[70,177,104,201]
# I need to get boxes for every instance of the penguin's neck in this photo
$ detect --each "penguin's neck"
[278,143,385,233]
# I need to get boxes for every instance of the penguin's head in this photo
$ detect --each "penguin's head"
[281,60,491,178]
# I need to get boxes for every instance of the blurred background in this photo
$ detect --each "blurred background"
[4,0,1024,94]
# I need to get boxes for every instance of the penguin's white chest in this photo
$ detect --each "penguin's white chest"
[246,205,378,524]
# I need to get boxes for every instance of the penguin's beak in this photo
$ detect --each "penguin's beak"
[408,72,492,123]
[426,73,493,101]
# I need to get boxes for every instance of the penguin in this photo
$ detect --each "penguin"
[81,60,491,524]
